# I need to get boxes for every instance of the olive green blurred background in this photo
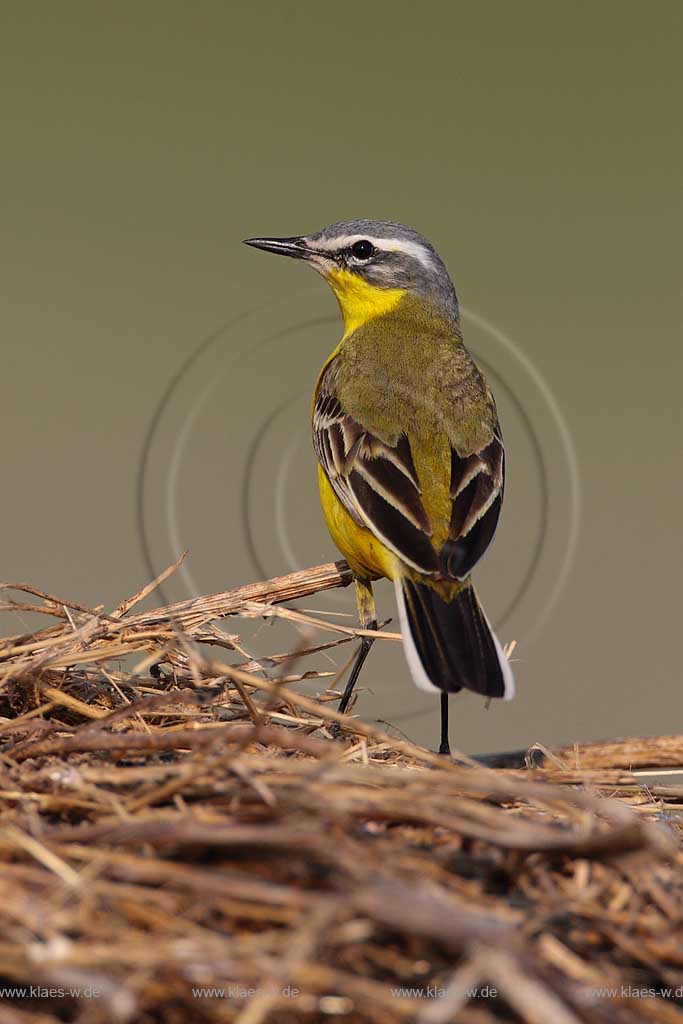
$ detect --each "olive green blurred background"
[2,2,681,754]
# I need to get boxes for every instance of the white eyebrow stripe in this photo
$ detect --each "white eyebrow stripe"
[307,234,434,270]
[383,238,435,269]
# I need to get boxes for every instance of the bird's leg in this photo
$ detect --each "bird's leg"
[338,577,377,715]
[438,692,451,756]
[338,625,377,714]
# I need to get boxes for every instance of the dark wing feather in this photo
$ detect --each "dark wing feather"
[439,429,505,580]
[314,364,504,581]
[313,375,438,575]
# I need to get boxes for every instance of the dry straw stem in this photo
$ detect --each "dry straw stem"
[0,557,683,1023]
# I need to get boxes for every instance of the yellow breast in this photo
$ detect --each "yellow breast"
[317,466,398,581]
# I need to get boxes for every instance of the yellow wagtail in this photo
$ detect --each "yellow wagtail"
[244,220,514,754]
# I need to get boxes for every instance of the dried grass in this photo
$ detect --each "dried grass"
[0,559,682,1023]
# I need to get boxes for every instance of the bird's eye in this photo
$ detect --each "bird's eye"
[350,239,375,260]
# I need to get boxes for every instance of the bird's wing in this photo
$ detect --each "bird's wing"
[314,369,504,580]
[313,379,439,575]
[440,425,505,580]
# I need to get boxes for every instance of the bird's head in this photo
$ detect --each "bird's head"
[244,219,459,334]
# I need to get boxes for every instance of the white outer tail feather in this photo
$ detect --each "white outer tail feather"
[479,599,516,700]
[393,578,516,700]
[394,578,440,693]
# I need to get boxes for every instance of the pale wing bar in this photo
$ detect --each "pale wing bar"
[313,387,438,575]
[440,433,505,580]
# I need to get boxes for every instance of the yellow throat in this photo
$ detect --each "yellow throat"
[325,267,406,336]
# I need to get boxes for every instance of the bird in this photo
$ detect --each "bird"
[243,220,514,755]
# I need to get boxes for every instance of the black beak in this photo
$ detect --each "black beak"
[242,235,311,260]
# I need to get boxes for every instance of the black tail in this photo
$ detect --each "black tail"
[396,577,514,699]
